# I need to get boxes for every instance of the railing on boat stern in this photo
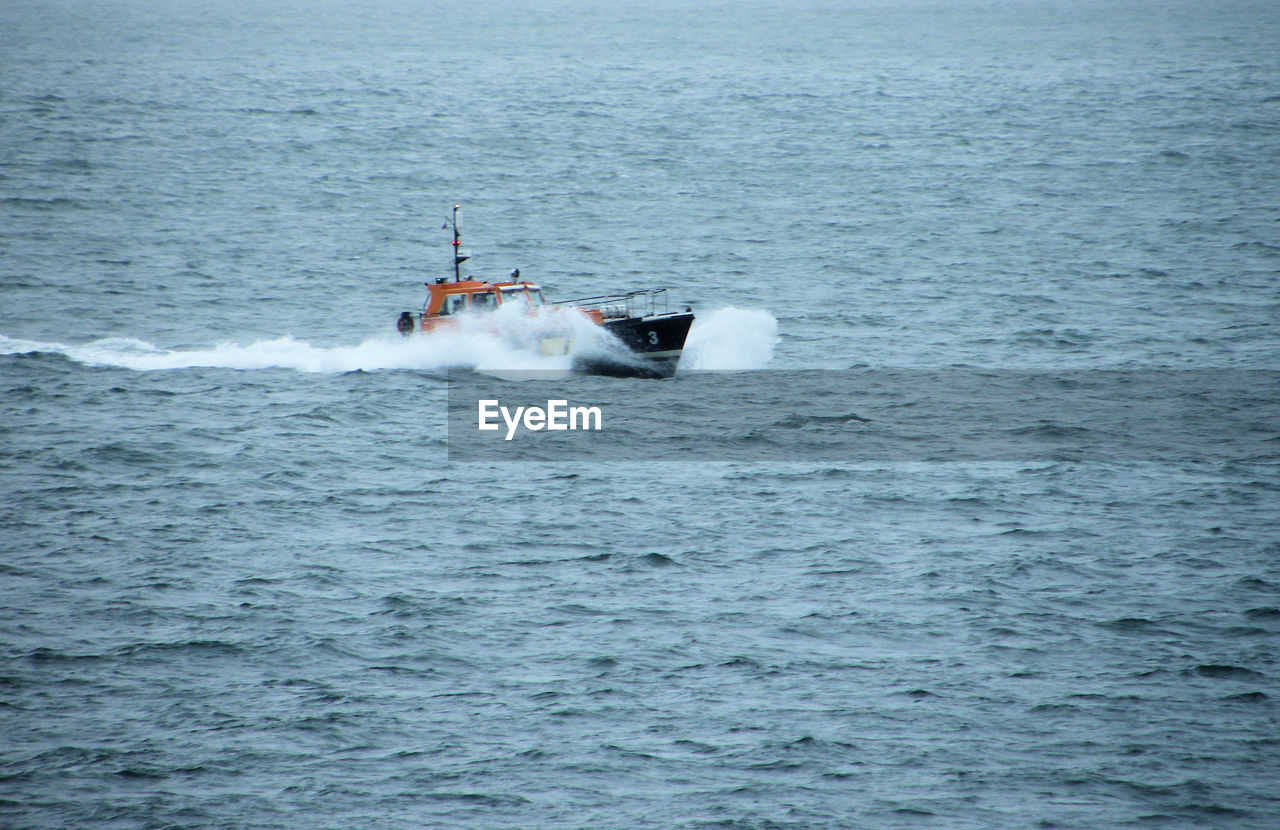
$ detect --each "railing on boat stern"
[554,288,672,320]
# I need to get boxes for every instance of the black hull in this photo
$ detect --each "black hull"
[576,312,694,379]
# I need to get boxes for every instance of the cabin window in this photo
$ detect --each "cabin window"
[440,294,468,315]
[470,291,496,310]
[527,289,545,306]
[500,288,531,308]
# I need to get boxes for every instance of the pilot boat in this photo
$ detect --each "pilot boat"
[396,206,694,378]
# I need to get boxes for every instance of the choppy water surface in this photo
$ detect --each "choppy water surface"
[3,0,1279,827]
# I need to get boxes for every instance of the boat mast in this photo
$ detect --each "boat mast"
[450,204,469,282]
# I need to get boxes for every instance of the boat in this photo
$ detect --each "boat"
[396,206,694,378]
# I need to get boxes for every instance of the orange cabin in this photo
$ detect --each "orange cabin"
[418,279,603,331]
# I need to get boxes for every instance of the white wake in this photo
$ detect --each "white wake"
[0,306,777,375]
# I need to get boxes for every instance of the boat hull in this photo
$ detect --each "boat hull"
[576,311,694,378]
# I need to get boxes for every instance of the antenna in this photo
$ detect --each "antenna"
[450,204,469,282]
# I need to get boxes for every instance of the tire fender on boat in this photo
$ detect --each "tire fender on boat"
[397,311,416,336]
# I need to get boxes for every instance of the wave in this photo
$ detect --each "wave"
[681,307,778,371]
[0,307,777,375]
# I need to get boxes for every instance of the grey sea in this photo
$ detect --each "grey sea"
[3,0,1279,827]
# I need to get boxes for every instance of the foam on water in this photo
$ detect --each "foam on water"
[681,308,778,371]
[0,304,591,374]
[0,307,778,375]
[1,331,547,374]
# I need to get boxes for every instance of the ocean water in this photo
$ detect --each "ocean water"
[3,0,1279,827]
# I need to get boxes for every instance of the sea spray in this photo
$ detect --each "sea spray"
[0,306,776,376]
[0,304,612,375]
[680,308,778,371]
